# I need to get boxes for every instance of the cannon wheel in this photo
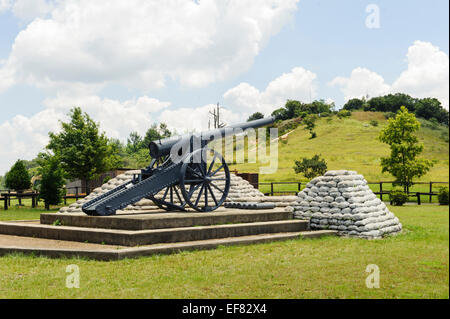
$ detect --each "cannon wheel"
[147,155,187,211]
[180,148,230,212]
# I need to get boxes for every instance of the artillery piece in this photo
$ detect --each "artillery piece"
[82,116,275,216]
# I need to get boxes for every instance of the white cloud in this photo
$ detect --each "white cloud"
[0,0,13,12]
[330,41,449,109]
[224,67,318,115]
[11,0,55,22]
[0,94,169,174]
[391,41,449,109]
[0,0,299,93]
[329,67,390,101]
[158,103,242,134]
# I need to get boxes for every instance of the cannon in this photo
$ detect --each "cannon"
[82,116,275,216]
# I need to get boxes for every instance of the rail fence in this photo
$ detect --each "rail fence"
[1,180,448,210]
[259,181,449,204]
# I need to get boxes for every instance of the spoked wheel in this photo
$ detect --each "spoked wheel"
[147,155,187,211]
[180,148,230,212]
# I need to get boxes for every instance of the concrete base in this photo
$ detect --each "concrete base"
[0,208,338,260]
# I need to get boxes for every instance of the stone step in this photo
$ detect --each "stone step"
[40,208,292,230]
[0,230,337,261]
[0,219,308,246]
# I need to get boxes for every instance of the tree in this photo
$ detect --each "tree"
[343,98,364,111]
[293,155,327,180]
[47,107,119,193]
[37,154,65,210]
[379,106,433,192]
[126,131,144,153]
[5,160,31,192]
[271,107,287,121]
[247,112,264,122]
[142,123,172,148]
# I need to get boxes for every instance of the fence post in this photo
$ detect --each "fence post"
[298,182,301,192]
[75,187,79,201]
[429,182,433,203]
[379,182,383,201]
[271,183,274,196]
[417,193,421,205]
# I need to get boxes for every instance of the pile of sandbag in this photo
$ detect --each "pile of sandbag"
[293,170,402,239]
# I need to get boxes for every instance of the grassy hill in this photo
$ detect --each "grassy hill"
[230,112,449,186]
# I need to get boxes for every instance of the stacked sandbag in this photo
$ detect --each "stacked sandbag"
[59,170,142,213]
[59,170,287,213]
[293,170,402,239]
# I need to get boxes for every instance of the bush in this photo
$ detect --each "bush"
[438,187,449,205]
[384,112,396,119]
[370,120,379,127]
[293,154,327,180]
[103,176,112,184]
[389,187,409,206]
[337,110,351,119]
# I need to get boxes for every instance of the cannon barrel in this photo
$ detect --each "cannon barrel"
[149,116,275,158]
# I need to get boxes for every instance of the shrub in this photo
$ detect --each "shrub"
[103,176,112,184]
[384,112,396,119]
[293,154,327,180]
[370,120,379,127]
[337,110,351,118]
[438,187,449,205]
[389,187,409,206]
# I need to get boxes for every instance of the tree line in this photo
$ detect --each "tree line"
[342,93,448,126]
[2,107,173,210]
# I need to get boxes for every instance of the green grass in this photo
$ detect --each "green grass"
[0,205,448,298]
[0,198,77,220]
[230,112,449,184]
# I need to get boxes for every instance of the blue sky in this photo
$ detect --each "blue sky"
[0,0,448,174]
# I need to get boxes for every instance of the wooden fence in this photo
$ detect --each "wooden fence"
[259,181,449,204]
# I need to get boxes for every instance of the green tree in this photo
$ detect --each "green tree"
[271,107,287,121]
[126,131,144,153]
[4,160,31,192]
[343,98,364,111]
[142,123,172,148]
[247,112,264,122]
[47,107,119,193]
[37,154,66,210]
[293,155,327,180]
[379,106,433,192]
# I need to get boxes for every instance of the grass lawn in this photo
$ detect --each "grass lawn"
[0,205,448,298]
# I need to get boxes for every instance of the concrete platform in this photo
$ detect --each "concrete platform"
[40,208,293,230]
[0,230,337,261]
[0,208,338,260]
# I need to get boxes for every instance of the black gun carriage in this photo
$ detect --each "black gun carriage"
[82,116,275,216]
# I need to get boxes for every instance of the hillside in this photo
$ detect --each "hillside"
[230,111,449,183]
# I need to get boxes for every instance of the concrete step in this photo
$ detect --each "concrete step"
[0,230,338,261]
[40,208,293,230]
[0,219,308,246]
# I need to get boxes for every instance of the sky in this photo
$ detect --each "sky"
[0,0,448,175]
